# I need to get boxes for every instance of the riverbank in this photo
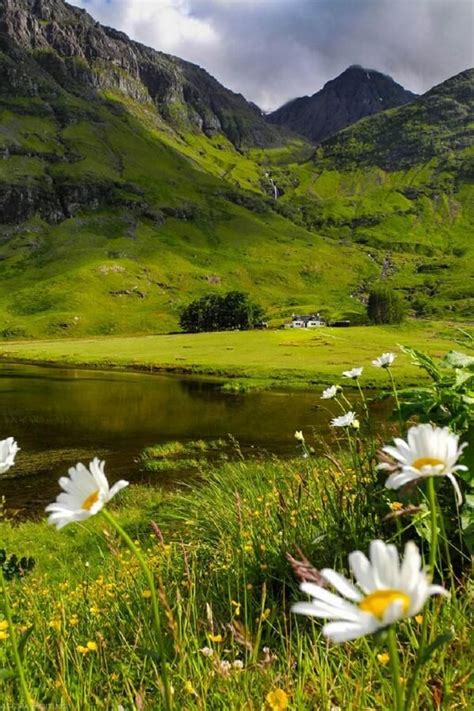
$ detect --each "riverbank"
[0,321,467,389]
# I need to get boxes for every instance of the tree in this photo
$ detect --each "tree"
[367,286,405,325]
[180,291,264,333]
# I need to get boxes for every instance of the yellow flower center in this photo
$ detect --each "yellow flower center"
[359,589,410,620]
[412,457,444,471]
[82,490,100,511]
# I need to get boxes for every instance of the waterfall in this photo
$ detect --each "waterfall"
[265,172,279,200]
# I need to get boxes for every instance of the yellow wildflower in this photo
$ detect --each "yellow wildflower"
[415,614,423,624]
[208,633,223,643]
[49,619,61,631]
[77,645,89,654]
[184,680,196,695]
[0,620,8,631]
[142,590,152,599]
[377,652,390,666]
[266,688,289,710]
[390,502,403,511]
[0,631,9,641]
[86,641,97,651]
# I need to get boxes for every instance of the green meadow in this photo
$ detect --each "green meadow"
[1,440,472,709]
[0,322,469,387]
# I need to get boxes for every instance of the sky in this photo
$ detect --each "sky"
[77,0,474,112]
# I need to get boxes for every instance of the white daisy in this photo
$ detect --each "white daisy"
[0,437,19,474]
[46,458,129,529]
[372,352,396,368]
[321,385,339,400]
[294,430,305,442]
[292,539,447,642]
[380,423,467,505]
[342,367,363,379]
[331,411,359,429]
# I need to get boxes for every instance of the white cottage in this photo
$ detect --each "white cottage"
[287,314,325,328]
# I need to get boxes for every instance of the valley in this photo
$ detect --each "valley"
[0,0,472,340]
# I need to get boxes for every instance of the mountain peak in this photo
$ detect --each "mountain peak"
[320,67,474,170]
[268,66,417,144]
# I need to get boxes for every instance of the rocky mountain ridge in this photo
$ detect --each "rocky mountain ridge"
[0,0,284,148]
[319,68,474,170]
[267,65,417,144]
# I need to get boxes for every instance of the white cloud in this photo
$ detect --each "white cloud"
[76,0,474,111]
[79,0,219,55]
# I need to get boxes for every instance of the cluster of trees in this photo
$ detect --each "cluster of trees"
[180,291,265,333]
[180,286,404,333]
[367,286,405,324]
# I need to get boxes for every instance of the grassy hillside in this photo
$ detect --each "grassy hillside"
[268,70,474,320]
[0,6,472,338]
[0,87,373,337]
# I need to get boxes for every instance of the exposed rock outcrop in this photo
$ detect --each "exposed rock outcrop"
[0,0,285,148]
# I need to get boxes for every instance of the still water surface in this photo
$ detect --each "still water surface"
[0,364,385,514]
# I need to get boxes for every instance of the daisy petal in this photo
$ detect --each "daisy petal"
[108,479,129,500]
[446,472,463,507]
[321,569,362,602]
[323,618,377,643]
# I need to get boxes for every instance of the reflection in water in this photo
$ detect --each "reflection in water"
[0,364,387,514]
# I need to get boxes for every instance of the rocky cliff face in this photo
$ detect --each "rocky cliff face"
[0,0,283,148]
[267,65,417,144]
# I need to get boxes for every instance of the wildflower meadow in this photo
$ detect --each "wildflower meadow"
[0,345,472,709]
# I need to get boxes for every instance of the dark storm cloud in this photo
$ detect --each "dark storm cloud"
[78,0,474,110]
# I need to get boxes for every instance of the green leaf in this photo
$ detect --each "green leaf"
[442,350,474,369]
[401,346,441,381]
[18,626,34,661]
[0,669,16,681]
[419,632,455,666]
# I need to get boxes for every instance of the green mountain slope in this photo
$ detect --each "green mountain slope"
[0,0,472,337]
[269,70,474,319]
[0,1,372,337]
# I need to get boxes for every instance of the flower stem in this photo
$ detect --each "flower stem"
[437,503,455,590]
[356,380,370,422]
[387,626,404,711]
[426,477,439,580]
[405,477,440,710]
[387,367,403,433]
[101,509,172,710]
[0,565,34,711]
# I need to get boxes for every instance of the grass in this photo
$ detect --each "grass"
[0,321,469,387]
[1,452,471,709]
[140,439,229,474]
